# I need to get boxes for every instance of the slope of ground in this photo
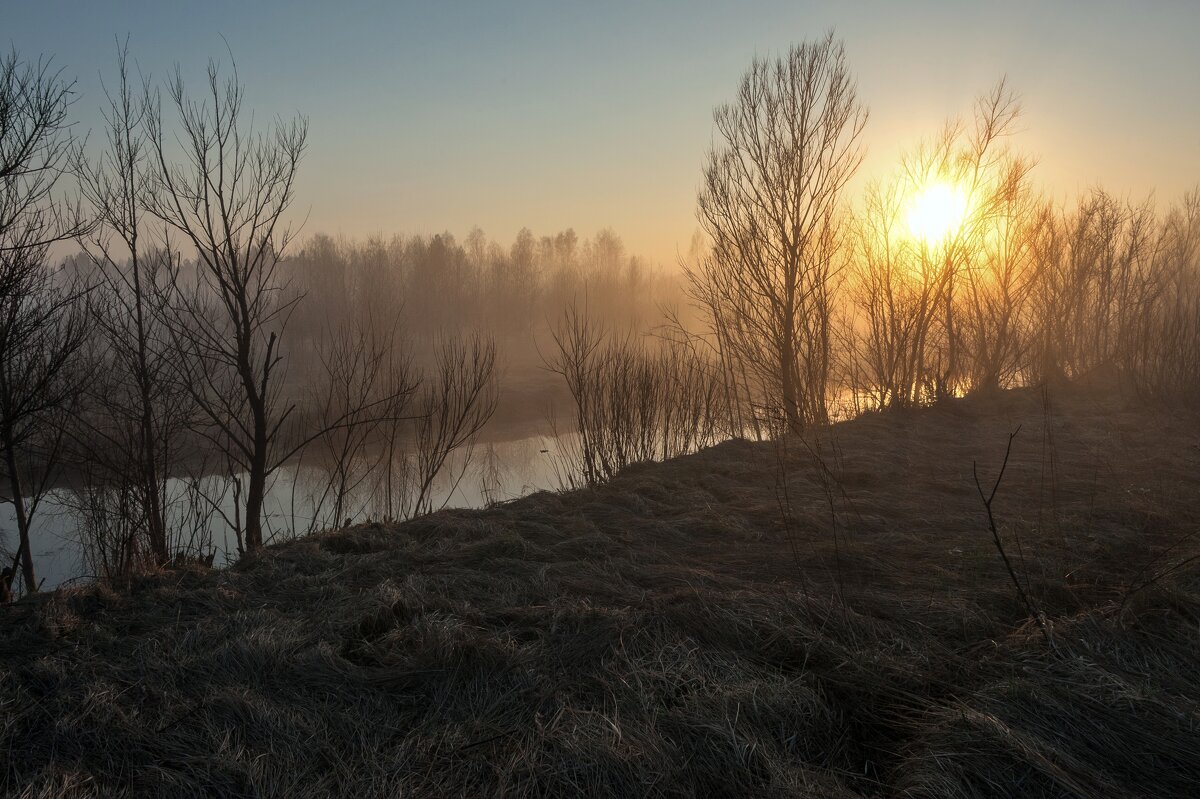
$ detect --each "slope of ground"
[2,385,1199,798]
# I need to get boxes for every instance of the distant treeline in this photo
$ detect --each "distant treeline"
[281,227,685,358]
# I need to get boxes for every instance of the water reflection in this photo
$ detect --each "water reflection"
[2,434,567,590]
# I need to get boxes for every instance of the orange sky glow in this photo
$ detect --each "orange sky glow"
[7,1,1199,266]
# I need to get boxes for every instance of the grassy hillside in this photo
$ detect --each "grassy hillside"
[2,386,1199,798]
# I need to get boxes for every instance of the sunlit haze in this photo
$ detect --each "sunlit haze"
[7,0,1199,267]
[906,182,970,243]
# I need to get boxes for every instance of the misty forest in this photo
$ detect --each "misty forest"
[2,18,1200,799]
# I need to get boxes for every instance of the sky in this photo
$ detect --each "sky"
[7,0,1200,266]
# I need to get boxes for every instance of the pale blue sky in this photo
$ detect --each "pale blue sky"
[7,0,1199,264]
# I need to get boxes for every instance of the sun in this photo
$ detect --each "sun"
[905,181,968,243]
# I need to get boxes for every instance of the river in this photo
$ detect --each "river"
[1,433,569,591]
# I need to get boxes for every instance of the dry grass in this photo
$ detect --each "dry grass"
[2,384,1199,798]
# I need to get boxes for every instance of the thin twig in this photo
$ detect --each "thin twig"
[973,425,1052,643]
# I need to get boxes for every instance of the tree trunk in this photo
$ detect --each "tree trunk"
[1,430,37,593]
[780,338,803,435]
[244,460,266,551]
[144,465,168,563]
[140,398,169,563]
[941,267,958,401]
[244,392,270,551]
[132,251,170,566]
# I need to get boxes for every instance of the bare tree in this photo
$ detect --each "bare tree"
[691,32,867,433]
[849,178,942,409]
[1128,190,1200,400]
[1028,189,1160,385]
[144,58,308,552]
[908,83,1033,399]
[546,301,726,486]
[0,246,90,595]
[0,50,89,596]
[1,51,83,254]
[957,169,1041,393]
[409,334,498,516]
[300,313,415,532]
[73,41,203,568]
[851,82,1033,406]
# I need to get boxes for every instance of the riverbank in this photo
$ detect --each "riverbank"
[2,384,1198,797]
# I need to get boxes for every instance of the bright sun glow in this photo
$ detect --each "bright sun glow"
[905,182,969,243]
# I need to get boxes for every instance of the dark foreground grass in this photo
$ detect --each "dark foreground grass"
[2,386,1199,797]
